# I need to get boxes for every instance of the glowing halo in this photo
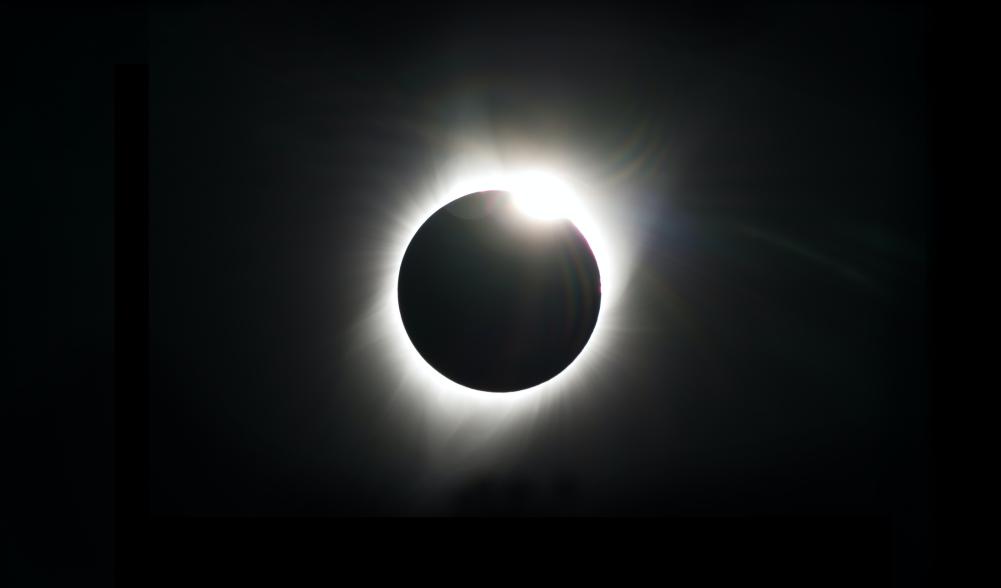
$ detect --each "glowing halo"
[351,157,640,469]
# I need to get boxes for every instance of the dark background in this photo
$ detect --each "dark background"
[150,1,930,514]
[5,1,942,585]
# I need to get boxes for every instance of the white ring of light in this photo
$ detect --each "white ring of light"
[380,168,620,406]
[346,154,643,472]
[344,152,643,474]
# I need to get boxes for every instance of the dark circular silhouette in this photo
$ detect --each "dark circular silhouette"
[398,190,601,392]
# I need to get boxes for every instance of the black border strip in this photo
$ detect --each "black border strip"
[113,63,149,584]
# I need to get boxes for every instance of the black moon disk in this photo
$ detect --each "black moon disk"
[398,190,601,392]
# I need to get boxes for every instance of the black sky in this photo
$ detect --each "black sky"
[146,0,929,516]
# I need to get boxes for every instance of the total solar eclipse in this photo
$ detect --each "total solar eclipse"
[397,189,601,392]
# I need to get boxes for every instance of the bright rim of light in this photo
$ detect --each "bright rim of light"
[352,161,636,470]
[386,168,613,395]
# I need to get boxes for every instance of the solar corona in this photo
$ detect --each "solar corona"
[364,165,629,440]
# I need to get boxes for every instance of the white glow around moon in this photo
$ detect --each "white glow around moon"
[387,169,619,395]
[347,153,643,474]
[387,169,617,393]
